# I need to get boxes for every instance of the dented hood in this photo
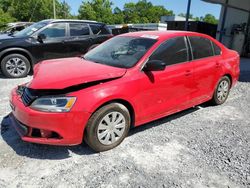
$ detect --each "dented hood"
[29,57,127,89]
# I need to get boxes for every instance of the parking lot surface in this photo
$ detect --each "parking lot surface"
[0,59,250,188]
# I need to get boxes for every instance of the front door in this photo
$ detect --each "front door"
[137,36,194,123]
[31,22,68,62]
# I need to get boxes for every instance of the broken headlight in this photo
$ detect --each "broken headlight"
[30,97,76,112]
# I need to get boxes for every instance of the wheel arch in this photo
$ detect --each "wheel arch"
[0,48,34,73]
[89,98,136,128]
[222,73,233,88]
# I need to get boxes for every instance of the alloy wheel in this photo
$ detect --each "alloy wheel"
[217,80,229,102]
[5,57,27,77]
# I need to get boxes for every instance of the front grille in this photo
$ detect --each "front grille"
[16,85,25,95]
[21,88,37,106]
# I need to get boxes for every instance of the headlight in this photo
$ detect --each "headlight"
[30,97,76,112]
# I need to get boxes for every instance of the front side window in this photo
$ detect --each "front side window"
[84,36,157,68]
[150,37,188,66]
[39,23,66,38]
[70,23,89,36]
[189,36,214,59]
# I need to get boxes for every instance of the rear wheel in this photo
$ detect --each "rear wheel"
[211,76,231,105]
[84,103,130,152]
[1,54,30,78]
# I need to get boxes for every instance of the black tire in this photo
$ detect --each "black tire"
[211,76,231,105]
[84,103,131,152]
[1,54,30,78]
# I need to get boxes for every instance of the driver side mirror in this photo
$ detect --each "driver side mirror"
[37,33,46,43]
[143,60,166,71]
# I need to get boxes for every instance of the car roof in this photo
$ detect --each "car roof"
[120,30,211,41]
[42,19,104,25]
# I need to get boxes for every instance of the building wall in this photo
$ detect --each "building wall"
[205,0,250,47]
[217,6,249,47]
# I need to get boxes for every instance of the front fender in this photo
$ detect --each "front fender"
[70,81,140,123]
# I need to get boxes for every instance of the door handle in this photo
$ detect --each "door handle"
[185,70,192,76]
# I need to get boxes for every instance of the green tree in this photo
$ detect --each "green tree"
[178,13,200,21]
[201,14,218,24]
[178,13,218,24]
[0,0,11,12]
[78,0,114,24]
[113,7,124,24]
[123,2,141,23]
[57,1,72,19]
[0,8,15,25]
[0,0,72,22]
[123,0,173,23]
[78,0,174,24]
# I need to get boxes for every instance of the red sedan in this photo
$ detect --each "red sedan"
[9,31,240,152]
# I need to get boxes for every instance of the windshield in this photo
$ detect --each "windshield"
[84,36,157,68]
[14,21,49,37]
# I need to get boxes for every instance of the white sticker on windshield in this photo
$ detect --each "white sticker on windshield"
[140,34,159,39]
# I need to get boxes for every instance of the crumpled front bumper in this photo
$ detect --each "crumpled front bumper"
[9,88,91,146]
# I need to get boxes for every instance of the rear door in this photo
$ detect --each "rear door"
[188,36,222,104]
[66,23,92,56]
[138,36,195,121]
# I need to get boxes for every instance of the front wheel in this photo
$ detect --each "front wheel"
[84,103,131,152]
[211,76,231,105]
[1,54,30,78]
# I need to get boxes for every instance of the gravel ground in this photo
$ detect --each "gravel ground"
[0,59,250,188]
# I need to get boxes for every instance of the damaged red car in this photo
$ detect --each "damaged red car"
[9,31,240,152]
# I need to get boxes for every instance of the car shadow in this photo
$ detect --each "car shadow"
[128,107,200,136]
[0,72,7,79]
[1,106,201,160]
[0,114,95,160]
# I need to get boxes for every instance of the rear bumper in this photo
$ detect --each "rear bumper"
[9,88,91,146]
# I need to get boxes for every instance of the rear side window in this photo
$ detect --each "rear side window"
[69,23,89,36]
[150,37,188,66]
[189,36,214,59]
[90,24,110,35]
[213,42,222,55]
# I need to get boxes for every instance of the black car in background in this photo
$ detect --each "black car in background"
[0,19,112,78]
